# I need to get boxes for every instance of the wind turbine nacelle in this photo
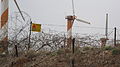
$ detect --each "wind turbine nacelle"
[65,15,77,20]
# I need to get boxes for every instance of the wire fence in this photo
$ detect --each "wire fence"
[1,11,120,56]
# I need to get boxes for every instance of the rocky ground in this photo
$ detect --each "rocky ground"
[0,46,120,67]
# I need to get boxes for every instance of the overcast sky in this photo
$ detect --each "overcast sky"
[9,0,120,37]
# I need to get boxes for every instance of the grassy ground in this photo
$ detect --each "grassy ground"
[0,46,120,67]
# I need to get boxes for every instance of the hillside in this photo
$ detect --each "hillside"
[0,46,120,67]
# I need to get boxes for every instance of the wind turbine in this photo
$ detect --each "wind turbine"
[66,0,91,48]
[0,0,29,54]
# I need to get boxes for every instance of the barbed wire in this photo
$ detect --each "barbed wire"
[41,23,113,29]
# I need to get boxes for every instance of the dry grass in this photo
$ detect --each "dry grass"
[0,47,120,67]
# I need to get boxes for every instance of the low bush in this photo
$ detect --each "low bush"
[83,46,91,51]
[102,46,114,50]
[112,48,120,55]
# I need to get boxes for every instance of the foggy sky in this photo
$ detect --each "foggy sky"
[9,0,120,36]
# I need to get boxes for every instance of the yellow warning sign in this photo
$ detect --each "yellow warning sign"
[32,23,41,32]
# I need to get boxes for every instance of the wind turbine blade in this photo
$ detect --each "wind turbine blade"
[76,18,90,24]
[72,0,75,16]
[14,0,25,21]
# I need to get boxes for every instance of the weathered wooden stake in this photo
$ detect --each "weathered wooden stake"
[71,38,75,67]
[114,27,117,46]
[15,45,18,57]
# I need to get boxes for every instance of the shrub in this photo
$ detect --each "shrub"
[25,50,37,59]
[112,48,120,55]
[83,46,91,51]
[102,46,114,50]
[56,49,65,55]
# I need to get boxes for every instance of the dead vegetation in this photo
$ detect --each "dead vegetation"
[1,28,120,67]
[0,46,120,67]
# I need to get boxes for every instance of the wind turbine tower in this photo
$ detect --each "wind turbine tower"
[66,0,91,48]
[0,0,9,54]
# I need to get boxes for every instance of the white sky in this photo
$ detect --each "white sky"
[9,0,120,37]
